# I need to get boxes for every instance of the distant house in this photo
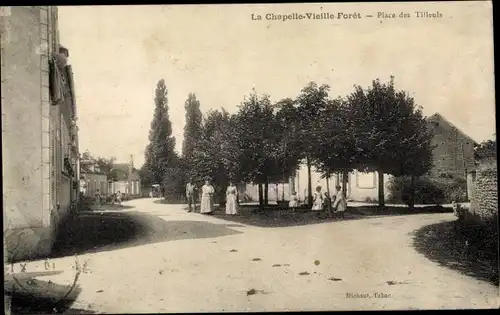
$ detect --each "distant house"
[292,112,478,203]
[109,163,141,197]
[80,159,108,196]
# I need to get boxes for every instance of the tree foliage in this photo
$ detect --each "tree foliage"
[182,93,203,162]
[142,79,177,187]
[344,76,434,207]
[475,138,497,162]
[190,108,238,189]
[80,150,117,181]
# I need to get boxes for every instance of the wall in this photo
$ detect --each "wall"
[470,161,498,220]
[2,6,55,261]
[348,170,392,202]
[83,173,108,196]
[293,163,392,202]
[427,114,475,178]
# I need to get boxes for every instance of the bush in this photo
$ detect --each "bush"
[388,176,446,205]
[388,174,469,205]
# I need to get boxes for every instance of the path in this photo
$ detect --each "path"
[10,198,499,312]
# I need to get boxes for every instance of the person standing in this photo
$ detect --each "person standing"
[186,178,197,212]
[289,191,299,210]
[225,181,238,215]
[311,186,323,219]
[311,186,323,211]
[200,178,215,214]
[332,185,347,219]
[116,190,122,205]
[323,192,333,218]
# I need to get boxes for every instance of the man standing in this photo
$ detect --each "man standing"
[186,178,197,212]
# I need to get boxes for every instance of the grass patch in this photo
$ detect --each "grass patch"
[412,217,499,286]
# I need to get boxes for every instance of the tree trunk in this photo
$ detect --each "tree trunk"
[289,173,295,196]
[408,175,416,209]
[264,180,269,206]
[326,173,331,197]
[306,156,313,207]
[378,169,385,208]
[258,183,264,210]
[341,169,348,199]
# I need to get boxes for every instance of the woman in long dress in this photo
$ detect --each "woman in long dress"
[225,182,238,215]
[200,179,215,214]
[332,185,347,219]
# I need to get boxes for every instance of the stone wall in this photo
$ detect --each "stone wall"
[470,161,498,221]
[427,114,475,179]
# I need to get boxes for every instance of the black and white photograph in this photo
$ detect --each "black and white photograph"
[2,2,498,313]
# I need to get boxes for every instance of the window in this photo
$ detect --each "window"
[61,116,70,171]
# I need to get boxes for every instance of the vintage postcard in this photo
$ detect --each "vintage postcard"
[2,2,498,313]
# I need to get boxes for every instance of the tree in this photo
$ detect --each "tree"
[190,108,239,205]
[142,79,177,193]
[273,98,304,199]
[182,93,203,161]
[311,98,357,196]
[345,76,433,208]
[475,138,497,162]
[296,82,331,207]
[233,90,283,208]
[95,156,118,181]
[79,150,118,181]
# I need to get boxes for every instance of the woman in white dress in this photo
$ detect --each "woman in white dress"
[200,179,215,214]
[332,185,347,219]
[225,182,238,215]
[311,186,323,211]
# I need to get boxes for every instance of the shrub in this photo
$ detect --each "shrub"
[388,173,469,205]
[388,176,446,205]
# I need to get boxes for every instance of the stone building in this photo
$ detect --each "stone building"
[2,6,80,261]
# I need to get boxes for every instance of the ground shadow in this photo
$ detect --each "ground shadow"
[412,220,499,286]
[87,204,135,211]
[153,199,185,205]
[50,211,243,258]
[6,275,90,314]
[206,205,453,228]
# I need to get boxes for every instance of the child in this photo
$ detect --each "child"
[289,191,299,210]
[323,192,333,218]
[332,185,347,219]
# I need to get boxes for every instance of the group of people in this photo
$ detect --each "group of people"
[185,178,347,218]
[185,178,239,215]
[93,190,122,206]
[289,185,347,219]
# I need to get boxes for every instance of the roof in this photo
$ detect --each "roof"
[80,164,106,175]
[426,113,478,146]
[112,163,139,181]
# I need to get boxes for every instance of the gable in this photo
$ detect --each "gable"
[427,113,478,146]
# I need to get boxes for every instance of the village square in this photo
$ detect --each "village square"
[2,3,498,314]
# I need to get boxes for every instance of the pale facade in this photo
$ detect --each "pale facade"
[2,6,80,261]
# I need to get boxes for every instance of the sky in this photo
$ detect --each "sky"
[58,2,495,168]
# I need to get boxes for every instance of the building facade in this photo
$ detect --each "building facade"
[80,160,108,197]
[2,6,80,261]
[109,163,141,197]
[292,112,476,203]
